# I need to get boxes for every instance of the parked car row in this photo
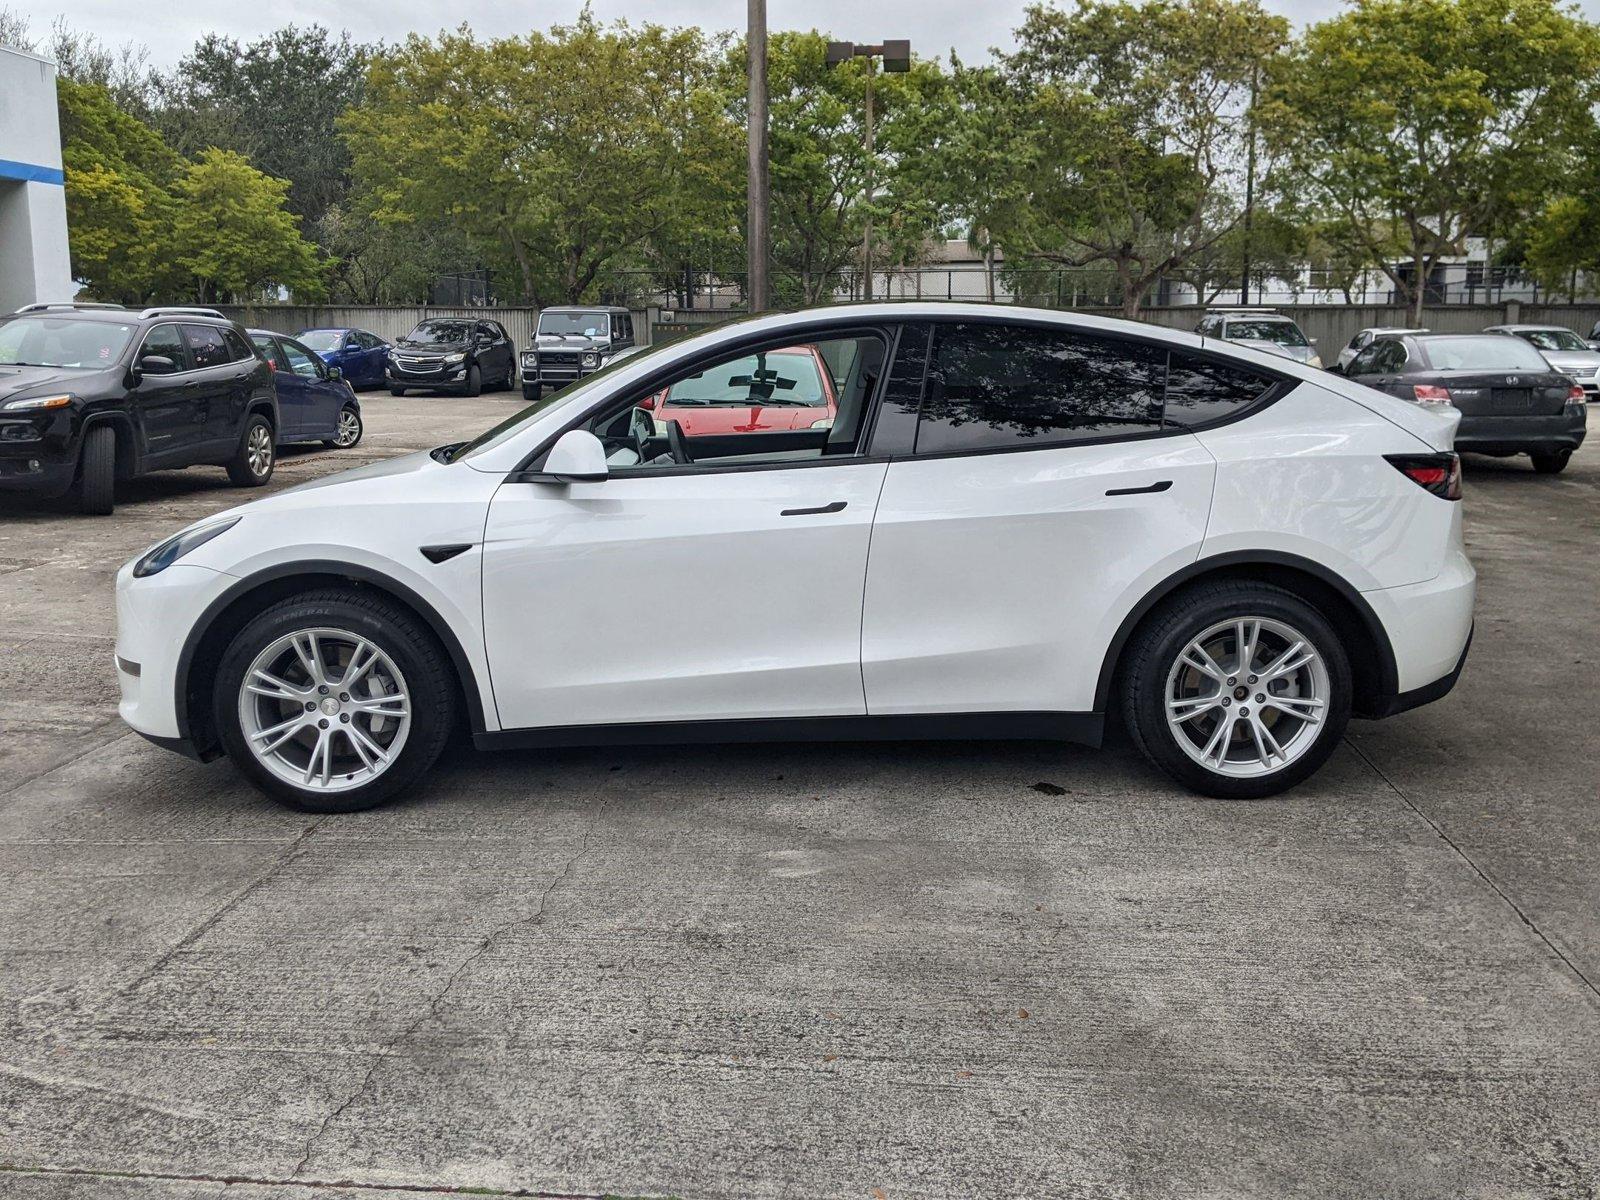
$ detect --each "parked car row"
[1198,308,1592,474]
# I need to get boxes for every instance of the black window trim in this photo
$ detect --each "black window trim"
[504,313,1293,481]
[132,320,198,375]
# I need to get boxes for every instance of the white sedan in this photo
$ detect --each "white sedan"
[115,303,1476,811]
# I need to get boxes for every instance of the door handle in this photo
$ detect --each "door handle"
[780,501,847,516]
[1105,480,1173,497]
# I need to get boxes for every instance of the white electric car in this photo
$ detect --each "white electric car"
[115,303,1475,812]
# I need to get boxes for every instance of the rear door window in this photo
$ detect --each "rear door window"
[183,324,232,370]
[1162,353,1277,428]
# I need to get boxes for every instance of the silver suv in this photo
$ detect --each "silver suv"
[521,306,637,401]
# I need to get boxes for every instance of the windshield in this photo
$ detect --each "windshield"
[407,321,473,345]
[297,330,344,351]
[539,312,611,339]
[1514,328,1589,353]
[1424,337,1553,372]
[1224,320,1308,347]
[0,316,136,369]
[662,349,827,407]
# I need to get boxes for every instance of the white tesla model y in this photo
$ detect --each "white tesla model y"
[115,304,1475,811]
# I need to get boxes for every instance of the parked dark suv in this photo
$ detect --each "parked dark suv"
[0,303,279,514]
[386,318,515,397]
[520,306,636,401]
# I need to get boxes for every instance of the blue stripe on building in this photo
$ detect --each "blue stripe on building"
[0,159,66,186]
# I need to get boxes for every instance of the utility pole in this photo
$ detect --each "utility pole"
[827,39,911,305]
[746,0,770,313]
[1239,62,1259,306]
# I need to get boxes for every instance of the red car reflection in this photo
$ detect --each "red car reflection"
[644,345,837,435]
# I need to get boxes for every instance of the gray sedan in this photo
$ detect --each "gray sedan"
[1483,324,1600,396]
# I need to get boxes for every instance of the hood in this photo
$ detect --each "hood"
[1536,349,1600,370]
[1231,338,1314,363]
[533,334,609,351]
[393,337,470,354]
[0,364,105,401]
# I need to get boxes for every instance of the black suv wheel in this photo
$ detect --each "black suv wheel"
[227,415,276,487]
[77,424,117,515]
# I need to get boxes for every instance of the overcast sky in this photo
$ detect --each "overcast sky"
[22,0,1600,68]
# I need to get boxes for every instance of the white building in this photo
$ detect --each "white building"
[0,45,74,312]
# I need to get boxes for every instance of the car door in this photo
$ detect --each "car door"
[129,322,201,462]
[859,320,1221,717]
[358,331,387,386]
[250,333,303,438]
[477,321,510,383]
[179,324,246,451]
[277,337,327,437]
[480,328,892,732]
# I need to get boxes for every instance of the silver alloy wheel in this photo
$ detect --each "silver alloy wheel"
[247,423,274,477]
[237,627,411,793]
[335,408,361,447]
[1164,616,1329,779]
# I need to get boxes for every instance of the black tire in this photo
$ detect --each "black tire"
[1530,450,1571,474]
[213,588,458,813]
[1120,581,1352,799]
[388,386,407,397]
[322,404,363,449]
[225,414,275,487]
[76,424,116,515]
[464,364,482,397]
[522,383,542,403]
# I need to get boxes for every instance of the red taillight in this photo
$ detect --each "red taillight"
[1412,384,1452,405]
[1570,385,1586,403]
[265,360,275,372]
[1386,453,1462,500]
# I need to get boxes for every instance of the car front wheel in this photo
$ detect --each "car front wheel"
[522,382,542,403]
[324,405,363,449]
[1121,582,1351,798]
[214,590,457,812]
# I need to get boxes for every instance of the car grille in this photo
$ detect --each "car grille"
[395,355,444,373]
[542,351,581,366]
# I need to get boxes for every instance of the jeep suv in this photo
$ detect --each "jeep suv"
[0,303,279,515]
[521,306,636,401]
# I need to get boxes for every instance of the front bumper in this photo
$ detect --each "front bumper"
[522,354,601,390]
[0,409,83,496]
[386,362,471,390]
[115,560,237,745]
[1455,409,1587,456]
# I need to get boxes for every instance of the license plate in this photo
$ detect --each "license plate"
[1491,388,1533,412]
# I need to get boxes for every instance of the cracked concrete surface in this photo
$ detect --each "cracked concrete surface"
[0,394,1596,1198]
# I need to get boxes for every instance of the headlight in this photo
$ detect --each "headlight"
[582,351,600,368]
[3,393,74,412]
[444,352,467,364]
[521,351,537,366]
[132,517,241,579]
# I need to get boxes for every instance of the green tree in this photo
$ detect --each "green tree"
[1262,0,1600,322]
[989,0,1288,317]
[154,26,367,225]
[170,147,322,301]
[55,78,183,302]
[345,17,728,306]
[314,200,475,304]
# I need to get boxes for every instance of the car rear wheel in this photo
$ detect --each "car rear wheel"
[1121,582,1351,798]
[324,405,362,449]
[1530,450,1571,474]
[388,385,407,397]
[77,424,117,515]
[225,415,275,487]
[215,590,457,813]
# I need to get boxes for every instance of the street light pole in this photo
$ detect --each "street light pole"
[747,0,770,313]
[827,39,910,306]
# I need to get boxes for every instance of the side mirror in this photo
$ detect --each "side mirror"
[539,429,608,482]
[138,354,177,376]
[327,365,343,381]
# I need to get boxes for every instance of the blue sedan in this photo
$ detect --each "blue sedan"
[249,330,364,449]
[295,327,390,389]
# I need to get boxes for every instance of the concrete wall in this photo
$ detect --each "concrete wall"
[0,47,74,312]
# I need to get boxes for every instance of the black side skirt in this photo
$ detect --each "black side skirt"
[474,711,1105,753]
[1367,626,1473,719]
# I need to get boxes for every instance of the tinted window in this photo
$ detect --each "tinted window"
[184,324,231,369]
[1163,353,1275,428]
[222,328,254,362]
[1223,319,1308,347]
[914,323,1164,454]
[249,333,289,371]
[141,323,188,369]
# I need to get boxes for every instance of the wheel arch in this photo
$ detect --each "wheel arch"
[174,560,488,759]
[80,411,139,479]
[1095,551,1399,719]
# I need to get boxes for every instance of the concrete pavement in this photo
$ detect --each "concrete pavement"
[1,392,1596,1198]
